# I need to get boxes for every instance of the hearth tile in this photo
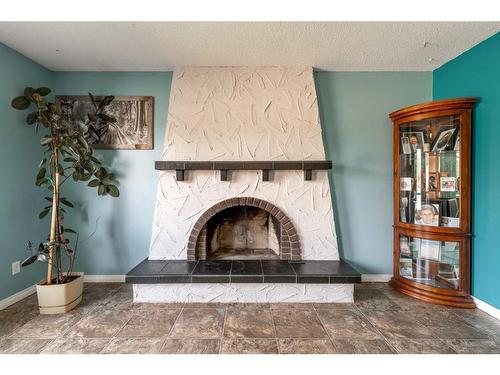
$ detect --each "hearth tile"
[291,260,359,276]
[223,307,275,338]
[315,309,382,340]
[331,339,396,354]
[101,337,165,354]
[261,260,295,275]
[273,308,328,338]
[127,258,168,275]
[296,276,329,284]
[191,276,230,283]
[161,338,220,354]
[263,275,296,283]
[157,276,192,283]
[330,275,361,283]
[231,260,262,275]
[221,338,278,354]
[170,308,224,338]
[230,276,264,283]
[192,260,232,275]
[161,261,198,275]
[277,338,337,354]
[125,276,159,284]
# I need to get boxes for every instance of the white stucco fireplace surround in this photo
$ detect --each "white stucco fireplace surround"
[132,66,356,303]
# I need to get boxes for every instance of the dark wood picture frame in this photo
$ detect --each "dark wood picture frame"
[389,98,478,308]
[56,95,154,150]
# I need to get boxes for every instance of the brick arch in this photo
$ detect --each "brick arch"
[187,197,301,261]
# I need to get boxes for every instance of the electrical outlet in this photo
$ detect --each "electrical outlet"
[12,261,20,275]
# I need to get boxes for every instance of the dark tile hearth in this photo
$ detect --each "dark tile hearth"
[125,259,361,284]
[1,283,499,354]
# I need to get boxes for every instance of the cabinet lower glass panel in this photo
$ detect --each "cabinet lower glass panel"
[399,235,460,290]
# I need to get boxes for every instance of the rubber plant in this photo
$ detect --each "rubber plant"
[11,87,120,285]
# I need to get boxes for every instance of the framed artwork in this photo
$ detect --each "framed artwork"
[400,258,413,278]
[402,131,425,152]
[418,239,441,261]
[432,128,456,152]
[56,95,154,150]
[440,176,457,192]
[415,203,439,226]
[400,177,413,191]
[401,136,411,154]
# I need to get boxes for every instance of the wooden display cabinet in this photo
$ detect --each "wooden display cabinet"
[389,98,477,308]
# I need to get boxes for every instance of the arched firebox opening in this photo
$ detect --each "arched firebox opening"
[187,197,301,261]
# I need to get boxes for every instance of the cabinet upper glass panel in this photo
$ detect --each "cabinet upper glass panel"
[399,115,461,229]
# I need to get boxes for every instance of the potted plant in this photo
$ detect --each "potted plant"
[11,87,120,314]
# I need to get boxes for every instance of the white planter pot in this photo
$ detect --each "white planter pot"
[36,272,84,314]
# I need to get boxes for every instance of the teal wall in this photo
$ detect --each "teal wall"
[52,72,172,276]
[316,72,432,273]
[0,44,52,300]
[433,32,500,308]
[0,42,433,300]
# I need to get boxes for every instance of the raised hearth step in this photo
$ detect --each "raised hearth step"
[126,259,361,284]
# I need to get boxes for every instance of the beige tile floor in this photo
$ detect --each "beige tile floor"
[1,282,499,354]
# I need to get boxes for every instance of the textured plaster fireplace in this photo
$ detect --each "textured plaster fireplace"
[132,66,355,303]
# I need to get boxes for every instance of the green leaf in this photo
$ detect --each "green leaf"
[97,184,105,196]
[63,157,77,163]
[40,137,52,146]
[21,255,38,267]
[107,184,120,197]
[24,87,35,101]
[35,87,51,96]
[26,112,39,125]
[60,197,74,208]
[44,196,52,202]
[56,163,65,176]
[80,173,92,181]
[64,228,77,234]
[11,96,30,110]
[77,135,89,149]
[35,178,48,187]
[36,167,46,180]
[38,208,50,219]
[38,158,46,169]
[88,179,100,187]
[95,167,107,179]
[89,156,101,164]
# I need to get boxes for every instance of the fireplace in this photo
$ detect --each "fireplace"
[188,197,301,261]
[132,66,359,304]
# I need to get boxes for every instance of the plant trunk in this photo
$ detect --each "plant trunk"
[47,149,60,285]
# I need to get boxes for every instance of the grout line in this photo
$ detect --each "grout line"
[219,305,228,354]
[269,304,280,354]
[312,304,337,351]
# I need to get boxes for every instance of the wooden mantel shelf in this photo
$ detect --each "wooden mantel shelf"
[155,160,332,181]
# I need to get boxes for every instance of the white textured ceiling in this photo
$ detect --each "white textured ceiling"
[0,22,498,71]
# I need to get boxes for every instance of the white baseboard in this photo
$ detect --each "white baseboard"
[0,285,36,310]
[84,275,125,283]
[472,296,500,320]
[362,274,393,282]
